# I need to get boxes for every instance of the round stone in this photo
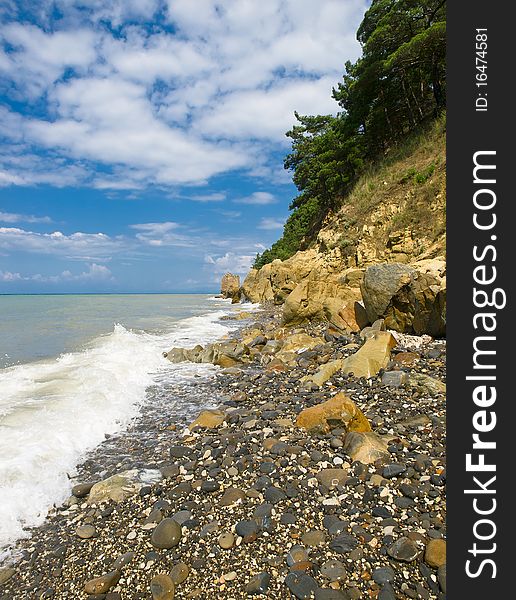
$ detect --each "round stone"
[287,545,309,566]
[150,573,175,600]
[200,480,220,493]
[218,532,235,549]
[84,571,121,595]
[171,510,191,525]
[235,520,258,537]
[220,487,246,506]
[170,562,189,585]
[301,530,325,547]
[382,464,406,478]
[151,518,182,549]
[76,525,96,539]
[320,559,347,581]
[264,486,286,504]
[329,532,359,554]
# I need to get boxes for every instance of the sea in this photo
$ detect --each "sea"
[0,293,252,561]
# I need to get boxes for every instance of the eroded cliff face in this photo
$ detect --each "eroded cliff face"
[242,120,446,334]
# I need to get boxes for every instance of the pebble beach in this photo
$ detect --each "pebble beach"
[0,304,446,600]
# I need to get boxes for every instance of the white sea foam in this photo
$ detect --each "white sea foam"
[0,304,237,561]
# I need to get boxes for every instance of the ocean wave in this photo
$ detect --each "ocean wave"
[0,305,235,559]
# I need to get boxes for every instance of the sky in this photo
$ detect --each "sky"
[0,0,367,293]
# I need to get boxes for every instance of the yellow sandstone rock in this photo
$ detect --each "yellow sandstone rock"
[296,392,371,434]
[190,409,226,430]
[425,539,446,568]
[340,331,396,378]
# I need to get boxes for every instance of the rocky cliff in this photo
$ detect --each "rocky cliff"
[242,118,446,335]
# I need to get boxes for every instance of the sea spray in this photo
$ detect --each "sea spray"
[0,301,250,559]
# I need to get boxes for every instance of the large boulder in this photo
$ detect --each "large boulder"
[296,393,371,434]
[343,431,390,464]
[283,274,362,325]
[165,340,250,367]
[303,331,396,385]
[220,273,241,303]
[361,260,446,336]
[242,249,343,306]
[340,331,396,378]
[190,409,227,430]
[87,470,142,504]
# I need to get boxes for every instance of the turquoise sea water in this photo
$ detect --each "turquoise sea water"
[0,294,217,369]
[0,293,249,559]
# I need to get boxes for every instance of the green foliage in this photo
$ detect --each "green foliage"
[254,197,322,269]
[399,162,435,184]
[255,0,446,268]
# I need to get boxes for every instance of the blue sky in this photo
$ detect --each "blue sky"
[0,0,367,293]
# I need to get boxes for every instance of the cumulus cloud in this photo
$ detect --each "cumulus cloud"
[0,269,22,281]
[204,252,255,276]
[1,263,112,283]
[0,211,52,224]
[0,0,366,188]
[236,192,276,205]
[0,226,123,259]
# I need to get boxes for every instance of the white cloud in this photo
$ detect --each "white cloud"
[189,192,226,203]
[2,263,113,284]
[236,192,277,205]
[0,227,123,260]
[0,211,52,224]
[204,252,255,276]
[130,221,195,247]
[0,1,366,188]
[258,217,285,230]
[0,269,22,281]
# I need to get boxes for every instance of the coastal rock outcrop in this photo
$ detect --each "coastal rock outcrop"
[220,273,241,303]
[361,259,446,336]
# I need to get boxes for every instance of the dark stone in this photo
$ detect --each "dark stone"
[246,572,271,595]
[372,566,395,585]
[235,520,258,537]
[264,486,286,504]
[387,537,419,562]
[284,572,318,599]
[382,464,407,478]
[329,532,359,554]
[200,480,220,493]
[170,446,193,459]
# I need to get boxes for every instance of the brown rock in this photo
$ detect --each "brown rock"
[220,487,246,507]
[84,570,121,595]
[343,431,390,464]
[340,331,396,378]
[190,409,226,430]
[0,568,15,586]
[87,470,141,504]
[425,539,446,568]
[296,393,371,434]
[220,273,241,303]
[393,351,419,366]
[316,469,349,489]
[151,573,175,599]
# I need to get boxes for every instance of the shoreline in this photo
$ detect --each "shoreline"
[0,305,446,599]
